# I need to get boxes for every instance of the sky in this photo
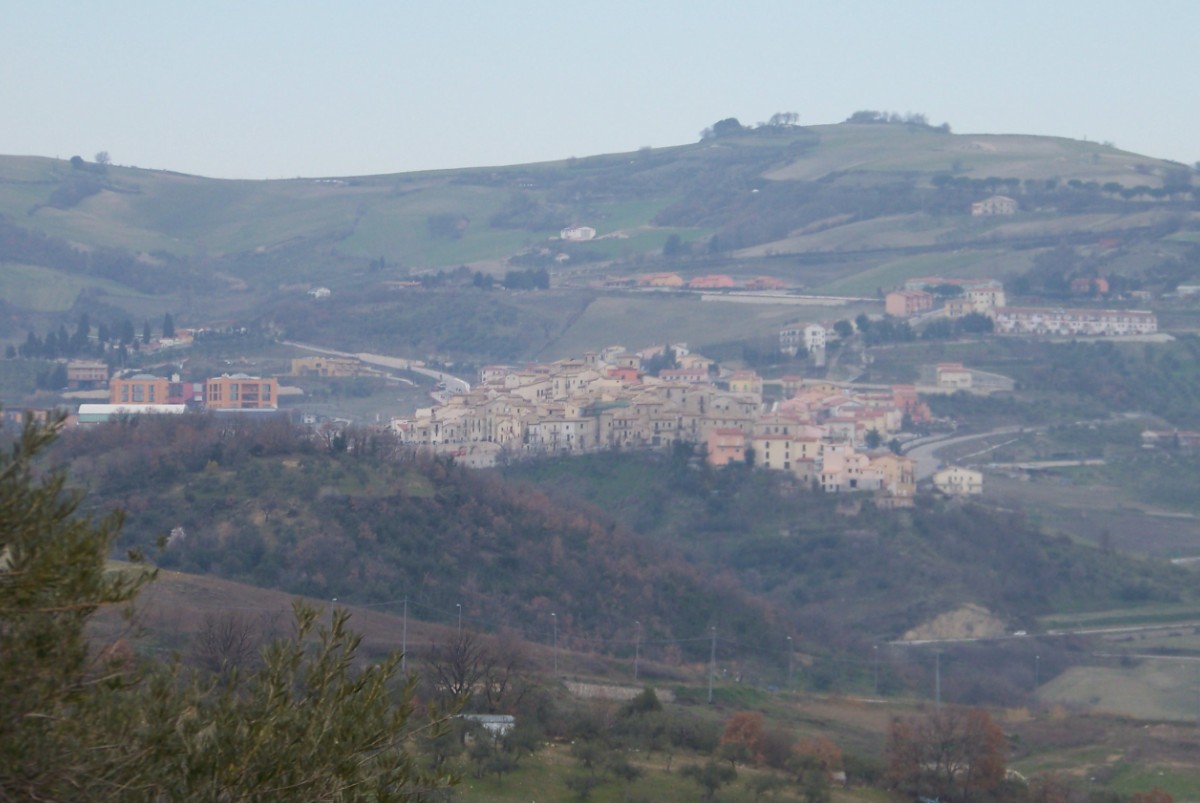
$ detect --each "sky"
[2,1,1196,180]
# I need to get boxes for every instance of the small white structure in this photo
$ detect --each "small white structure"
[971,195,1017,216]
[560,225,596,241]
[77,403,188,424]
[936,363,973,390]
[933,466,983,495]
[308,286,332,299]
[460,714,515,738]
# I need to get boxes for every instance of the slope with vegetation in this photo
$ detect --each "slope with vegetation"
[3,117,1197,362]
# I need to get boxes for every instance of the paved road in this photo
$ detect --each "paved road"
[903,425,1030,480]
[281,341,471,394]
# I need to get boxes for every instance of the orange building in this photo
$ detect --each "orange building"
[885,290,934,317]
[110,374,171,405]
[205,374,279,410]
[706,428,746,466]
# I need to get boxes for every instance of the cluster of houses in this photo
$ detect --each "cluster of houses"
[73,369,280,424]
[390,346,939,505]
[883,277,1158,337]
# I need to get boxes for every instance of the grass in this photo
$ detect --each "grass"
[0,261,161,312]
[816,248,1012,296]
[540,294,873,360]
[1108,764,1200,800]
[1038,660,1200,723]
[1040,603,1200,631]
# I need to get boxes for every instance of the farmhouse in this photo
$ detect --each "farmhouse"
[971,195,1017,216]
[933,466,983,495]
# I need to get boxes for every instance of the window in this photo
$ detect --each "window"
[120,385,129,403]
[132,385,144,403]
[230,384,239,401]
[148,385,156,402]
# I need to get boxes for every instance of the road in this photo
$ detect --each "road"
[894,619,1200,647]
[902,425,1030,480]
[281,341,471,395]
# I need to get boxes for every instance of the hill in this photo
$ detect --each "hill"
[49,413,1194,704]
[3,120,1198,362]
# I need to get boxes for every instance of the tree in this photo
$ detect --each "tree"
[0,413,458,801]
[886,707,1007,802]
[682,759,737,801]
[0,412,152,797]
[424,629,531,713]
[142,320,152,344]
[720,711,766,766]
[94,151,111,166]
[864,428,883,450]
[833,320,853,339]
[162,312,175,339]
[663,233,685,258]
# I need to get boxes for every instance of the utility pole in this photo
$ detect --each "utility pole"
[1035,654,1040,689]
[708,627,717,704]
[787,636,794,690]
[873,644,879,696]
[552,612,558,675]
[401,596,408,674]
[456,603,462,634]
[634,621,641,683]
[935,652,942,708]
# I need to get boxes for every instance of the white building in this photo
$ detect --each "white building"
[971,195,1017,216]
[991,307,1157,337]
[933,466,983,495]
[560,225,597,241]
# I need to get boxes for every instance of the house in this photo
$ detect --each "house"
[971,195,1017,216]
[560,225,596,241]
[804,324,827,353]
[637,272,684,288]
[745,276,788,290]
[110,374,170,405]
[707,428,746,466]
[885,290,934,317]
[936,363,973,390]
[991,307,1157,336]
[871,453,916,500]
[933,466,983,495]
[291,356,360,377]
[727,370,763,399]
[689,274,736,289]
[205,374,279,410]
[67,360,109,390]
[307,286,331,299]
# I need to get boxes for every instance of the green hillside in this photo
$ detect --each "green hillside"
[2,120,1198,362]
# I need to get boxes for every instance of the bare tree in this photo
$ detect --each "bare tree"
[190,611,264,676]
[424,630,533,713]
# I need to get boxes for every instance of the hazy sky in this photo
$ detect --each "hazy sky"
[3,1,1196,179]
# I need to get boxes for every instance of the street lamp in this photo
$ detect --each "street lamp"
[551,613,558,674]
[456,603,462,634]
[634,621,641,682]
[873,644,879,695]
